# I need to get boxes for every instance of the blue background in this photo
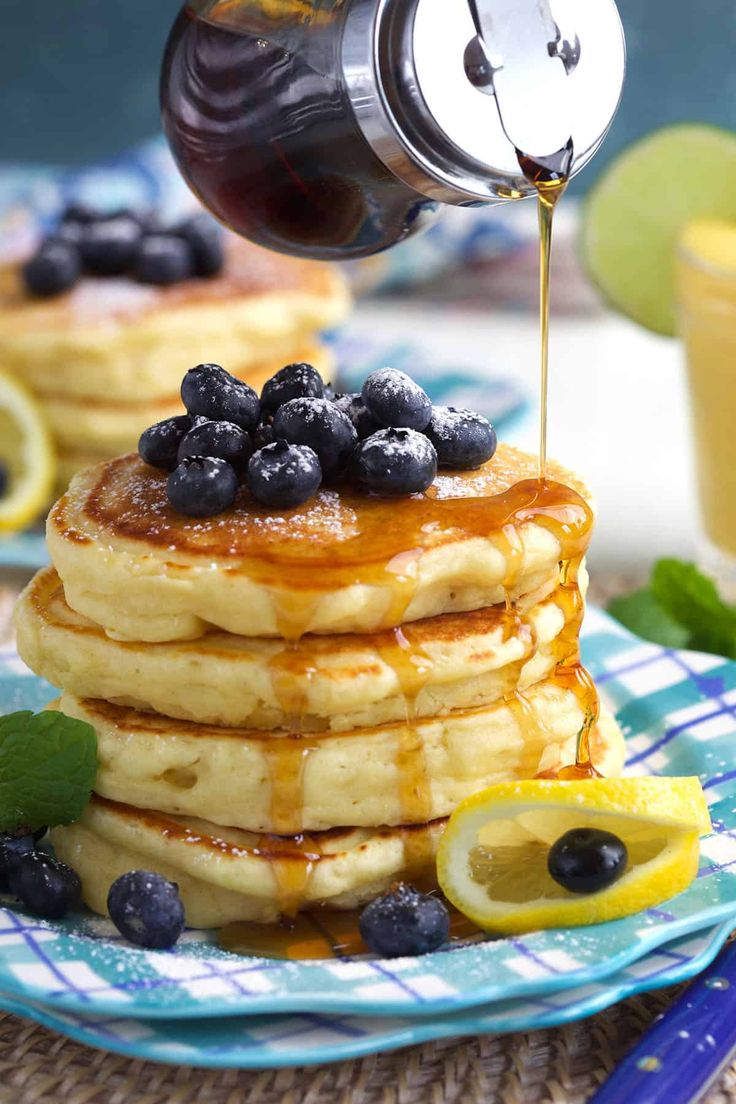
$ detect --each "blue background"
[2,0,736,188]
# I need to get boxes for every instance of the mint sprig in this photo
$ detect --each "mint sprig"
[0,711,97,833]
[608,558,736,657]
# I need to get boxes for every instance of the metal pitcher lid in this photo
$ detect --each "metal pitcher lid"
[342,0,626,203]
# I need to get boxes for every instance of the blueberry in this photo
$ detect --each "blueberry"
[272,397,357,477]
[139,414,192,470]
[134,233,194,286]
[167,456,238,517]
[177,418,253,476]
[548,828,628,894]
[9,852,81,919]
[79,213,143,276]
[359,884,449,957]
[181,363,260,432]
[261,362,324,414]
[107,870,185,949]
[0,832,36,892]
[361,369,432,431]
[332,393,380,440]
[253,417,276,450]
[60,202,98,226]
[350,428,437,496]
[0,460,8,500]
[175,213,224,278]
[22,240,81,297]
[247,441,322,509]
[137,209,168,234]
[425,406,497,470]
[54,222,86,247]
[55,203,98,244]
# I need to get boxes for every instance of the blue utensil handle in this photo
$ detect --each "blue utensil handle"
[590,937,736,1104]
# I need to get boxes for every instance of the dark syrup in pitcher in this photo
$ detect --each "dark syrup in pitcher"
[160,3,439,259]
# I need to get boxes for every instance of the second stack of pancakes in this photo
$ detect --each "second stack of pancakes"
[0,234,349,487]
[16,442,625,927]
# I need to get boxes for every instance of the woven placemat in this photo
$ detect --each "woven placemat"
[0,986,735,1104]
[0,572,735,1102]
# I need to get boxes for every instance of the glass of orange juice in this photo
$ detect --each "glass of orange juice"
[677,220,736,598]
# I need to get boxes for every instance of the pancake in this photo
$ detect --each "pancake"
[0,235,350,401]
[38,339,335,454]
[50,797,448,926]
[47,444,594,642]
[51,691,625,833]
[55,449,111,495]
[18,566,590,730]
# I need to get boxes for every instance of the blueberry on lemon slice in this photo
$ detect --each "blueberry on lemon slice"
[437,777,711,935]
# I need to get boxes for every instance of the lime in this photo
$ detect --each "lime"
[582,125,736,335]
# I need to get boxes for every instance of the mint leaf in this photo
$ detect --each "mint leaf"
[0,711,97,833]
[608,588,690,648]
[608,558,736,658]
[651,559,736,657]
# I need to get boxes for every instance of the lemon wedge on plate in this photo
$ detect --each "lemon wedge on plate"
[437,777,711,935]
[0,371,55,534]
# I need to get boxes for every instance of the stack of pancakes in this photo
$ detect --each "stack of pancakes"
[15,443,625,927]
[0,236,349,487]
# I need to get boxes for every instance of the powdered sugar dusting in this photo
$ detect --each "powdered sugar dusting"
[68,458,363,554]
[69,278,158,324]
[429,406,487,444]
[362,428,434,463]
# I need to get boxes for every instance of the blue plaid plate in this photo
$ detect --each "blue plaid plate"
[0,333,527,572]
[0,922,730,1069]
[0,608,735,1022]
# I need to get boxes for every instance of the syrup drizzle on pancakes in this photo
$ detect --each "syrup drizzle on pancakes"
[51,451,600,932]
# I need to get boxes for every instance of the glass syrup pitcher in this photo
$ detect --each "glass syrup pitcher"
[161,0,625,260]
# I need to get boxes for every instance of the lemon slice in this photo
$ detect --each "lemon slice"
[437,777,711,934]
[0,371,55,534]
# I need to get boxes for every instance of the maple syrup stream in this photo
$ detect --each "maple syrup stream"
[517,140,600,778]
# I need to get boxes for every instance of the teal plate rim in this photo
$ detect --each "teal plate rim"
[0,608,735,1021]
[0,921,730,1070]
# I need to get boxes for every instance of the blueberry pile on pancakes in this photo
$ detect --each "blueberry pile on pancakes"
[0,205,350,490]
[22,206,224,296]
[137,363,498,516]
[15,365,625,930]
